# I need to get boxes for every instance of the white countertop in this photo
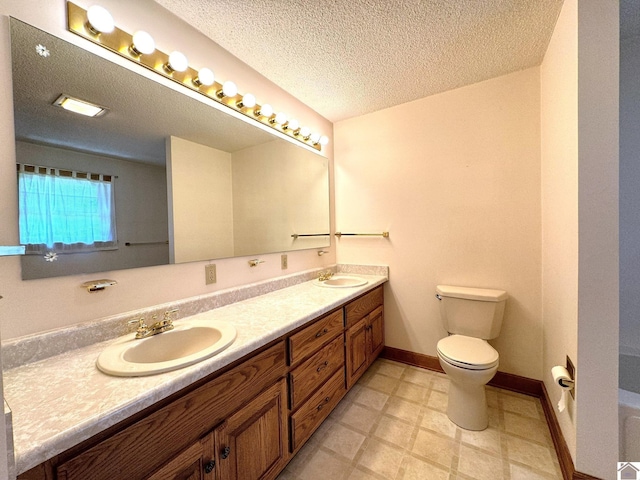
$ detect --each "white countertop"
[3,275,387,475]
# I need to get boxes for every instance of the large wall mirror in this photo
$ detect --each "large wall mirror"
[10,19,330,280]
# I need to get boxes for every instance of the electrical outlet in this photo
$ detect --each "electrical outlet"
[205,264,216,285]
[281,254,288,270]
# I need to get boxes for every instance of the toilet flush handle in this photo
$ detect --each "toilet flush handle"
[435,294,442,301]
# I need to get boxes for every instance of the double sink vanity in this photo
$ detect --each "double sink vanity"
[5,266,387,479]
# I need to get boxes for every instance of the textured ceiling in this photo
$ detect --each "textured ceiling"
[154,0,564,122]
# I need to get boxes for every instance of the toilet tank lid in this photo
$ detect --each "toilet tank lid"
[436,285,508,302]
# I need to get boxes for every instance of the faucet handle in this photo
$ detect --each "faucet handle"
[163,308,178,322]
[128,318,148,336]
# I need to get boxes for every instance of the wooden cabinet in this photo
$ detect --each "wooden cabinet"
[214,380,288,480]
[288,309,344,365]
[147,379,287,480]
[20,284,385,480]
[290,369,345,451]
[53,343,286,480]
[289,335,344,410]
[346,288,385,389]
[147,434,215,480]
[287,308,346,454]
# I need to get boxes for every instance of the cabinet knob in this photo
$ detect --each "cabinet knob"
[221,446,231,459]
[316,396,331,411]
[315,328,329,338]
[204,460,215,474]
[316,361,329,372]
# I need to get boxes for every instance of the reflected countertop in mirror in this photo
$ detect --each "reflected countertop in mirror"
[10,19,330,280]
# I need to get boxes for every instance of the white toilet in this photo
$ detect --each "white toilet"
[435,285,508,431]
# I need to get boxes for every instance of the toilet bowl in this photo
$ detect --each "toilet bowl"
[437,334,499,430]
[435,285,507,431]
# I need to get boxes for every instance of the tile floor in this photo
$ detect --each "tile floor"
[277,359,563,480]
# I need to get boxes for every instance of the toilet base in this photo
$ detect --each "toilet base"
[447,380,489,431]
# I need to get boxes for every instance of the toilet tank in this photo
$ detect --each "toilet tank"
[436,285,508,339]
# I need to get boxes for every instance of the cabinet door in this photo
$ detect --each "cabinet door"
[346,318,368,389]
[367,306,384,363]
[147,433,215,480]
[214,379,288,480]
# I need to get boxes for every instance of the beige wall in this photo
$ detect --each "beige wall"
[232,140,330,256]
[541,1,619,477]
[335,67,542,379]
[0,0,334,340]
[167,137,234,263]
[540,0,579,461]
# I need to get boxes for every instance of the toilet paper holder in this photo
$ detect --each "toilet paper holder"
[557,377,574,389]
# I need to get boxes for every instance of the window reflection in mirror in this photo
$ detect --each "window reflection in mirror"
[10,19,330,280]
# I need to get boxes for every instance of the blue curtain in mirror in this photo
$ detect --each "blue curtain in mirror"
[18,165,117,254]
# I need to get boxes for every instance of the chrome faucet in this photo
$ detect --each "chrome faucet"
[128,309,178,339]
[318,271,334,281]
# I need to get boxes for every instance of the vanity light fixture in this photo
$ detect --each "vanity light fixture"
[193,67,214,87]
[216,80,238,99]
[319,135,329,146]
[310,132,321,145]
[86,5,114,35]
[299,126,311,140]
[254,103,273,118]
[130,30,155,56]
[53,94,108,117]
[165,51,188,73]
[67,2,329,151]
[273,111,287,126]
[284,118,299,132]
[236,93,256,109]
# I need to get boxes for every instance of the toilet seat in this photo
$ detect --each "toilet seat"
[437,335,499,370]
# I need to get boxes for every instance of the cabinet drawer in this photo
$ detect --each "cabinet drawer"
[290,369,346,451]
[289,335,344,410]
[288,309,344,365]
[345,286,383,328]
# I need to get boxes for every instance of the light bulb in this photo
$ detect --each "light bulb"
[194,67,214,86]
[286,118,299,131]
[310,133,321,144]
[274,112,287,125]
[165,51,188,73]
[237,93,256,109]
[87,6,114,34]
[217,80,238,98]
[300,126,311,139]
[319,135,329,146]
[130,31,155,56]
[255,103,273,117]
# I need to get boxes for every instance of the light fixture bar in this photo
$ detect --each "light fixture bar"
[66,2,325,152]
[53,94,108,117]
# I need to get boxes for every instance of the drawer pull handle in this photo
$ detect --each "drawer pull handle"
[204,460,215,474]
[316,361,329,372]
[316,396,331,411]
[221,446,231,460]
[315,328,329,338]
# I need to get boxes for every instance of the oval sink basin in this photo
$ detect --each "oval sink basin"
[97,319,236,377]
[315,275,368,288]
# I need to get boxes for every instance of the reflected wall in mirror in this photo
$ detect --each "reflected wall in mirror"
[11,19,330,280]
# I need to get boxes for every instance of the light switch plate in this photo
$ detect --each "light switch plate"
[281,254,288,270]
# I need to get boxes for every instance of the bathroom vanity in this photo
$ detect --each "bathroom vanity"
[8,273,386,480]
